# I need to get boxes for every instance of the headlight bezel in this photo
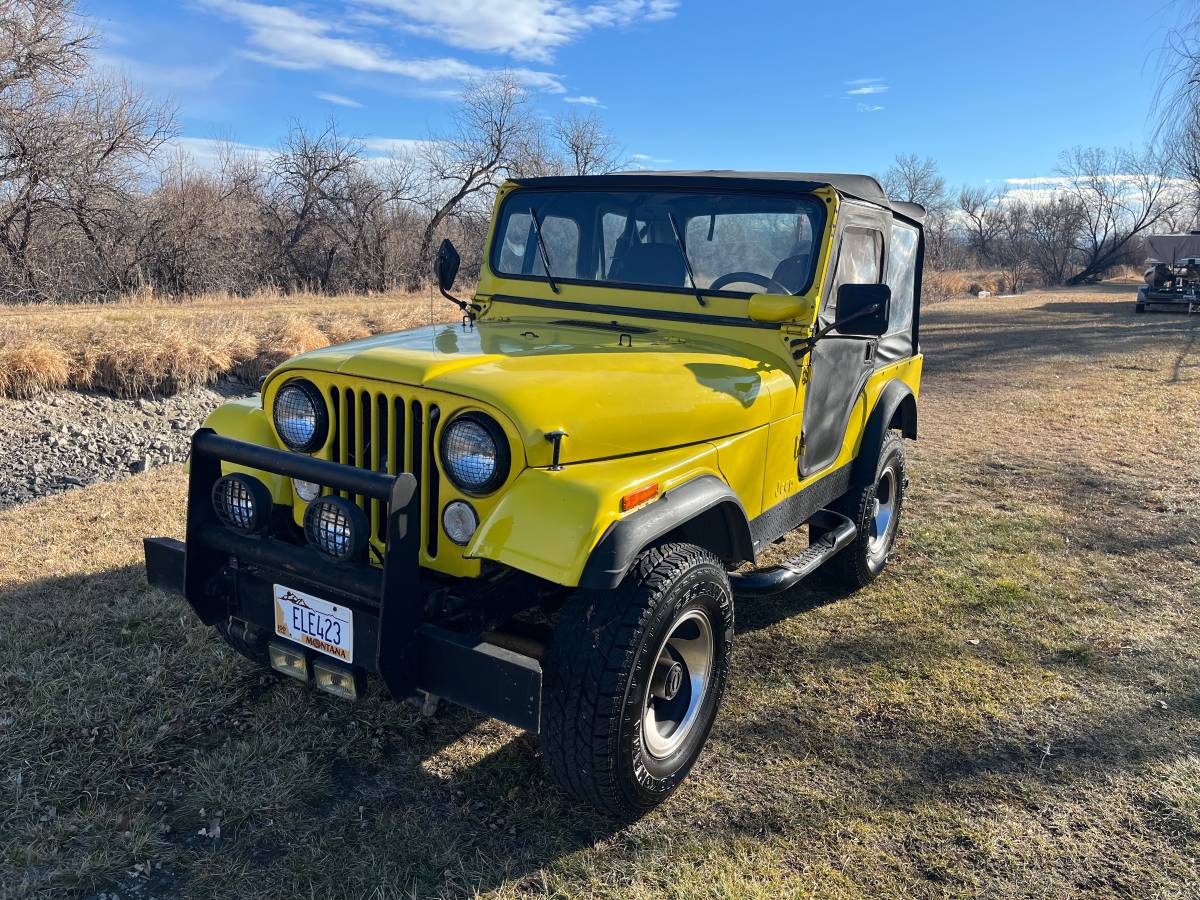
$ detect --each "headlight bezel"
[272,379,329,453]
[438,412,511,496]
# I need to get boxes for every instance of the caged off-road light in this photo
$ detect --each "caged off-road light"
[303,495,368,561]
[211,473,272,534]
[273,379,328,452]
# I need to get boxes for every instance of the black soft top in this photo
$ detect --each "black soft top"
[509,170,927,226]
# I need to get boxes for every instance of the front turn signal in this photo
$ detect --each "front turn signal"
[620,483,660,512]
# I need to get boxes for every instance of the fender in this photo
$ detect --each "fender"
[577,474,755,590]
[195,396,291,503]
[851,379,917,487]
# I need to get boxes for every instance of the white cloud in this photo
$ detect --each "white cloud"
[94,52,227,90]
[197,0,565,92]
[844,77,888,99]
[564,94,600,105]
[316,91,363,107]
[855,103,884,113]
[164,137,275,170]
[628,152,673,169]
[359,136,434,156]
[360,0,680,63]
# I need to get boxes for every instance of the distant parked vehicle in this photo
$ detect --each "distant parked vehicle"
[1137,233,1200,314]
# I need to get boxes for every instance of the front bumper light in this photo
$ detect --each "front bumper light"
[212,473,272,533]
[303,496,368,561]
[439,413,510,494]
[273,379,328,452]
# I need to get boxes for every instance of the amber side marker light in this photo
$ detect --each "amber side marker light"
[620,482,660,512]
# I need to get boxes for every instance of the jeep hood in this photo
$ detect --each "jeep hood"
[270,318,795,467]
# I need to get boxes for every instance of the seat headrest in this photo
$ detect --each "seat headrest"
[609,242,685,286]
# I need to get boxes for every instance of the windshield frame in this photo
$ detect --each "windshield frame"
[486,185,829,301]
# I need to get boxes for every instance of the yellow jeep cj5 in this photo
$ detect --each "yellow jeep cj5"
[145,171,925,817]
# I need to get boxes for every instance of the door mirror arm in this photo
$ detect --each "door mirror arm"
[435,238,477,319]
[789,302,885,361]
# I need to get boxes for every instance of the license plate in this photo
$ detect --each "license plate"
[273,585,354,663]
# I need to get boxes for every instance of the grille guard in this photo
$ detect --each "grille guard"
[148,428,541,732]
[184,428,425,697]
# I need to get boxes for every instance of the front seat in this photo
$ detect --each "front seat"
[609,242,686,286]
[771,249,813,295]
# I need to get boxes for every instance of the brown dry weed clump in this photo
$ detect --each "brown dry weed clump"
[0,288,454,399]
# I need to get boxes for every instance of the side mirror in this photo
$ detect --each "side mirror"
[834,284,891,336]
[435,239,460,291]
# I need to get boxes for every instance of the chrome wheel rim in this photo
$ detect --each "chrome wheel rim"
[868,468,897,557]
[642,609,714,760]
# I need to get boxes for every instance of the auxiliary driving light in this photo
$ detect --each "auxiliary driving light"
[442,500,479,546]
[313,660,361,701]
[268,642,309,682]
[303,495,368,561]
[211,473,272,533]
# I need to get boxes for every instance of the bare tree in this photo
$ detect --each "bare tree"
[412,73,534,289]
[880,153,948,213]
[0,1,173,302]
[1056,145,1181,284]
[552,110,623,176]
[957,185,1005,262]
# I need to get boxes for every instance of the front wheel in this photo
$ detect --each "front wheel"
[540,543,734,818]
[829,431,907,589]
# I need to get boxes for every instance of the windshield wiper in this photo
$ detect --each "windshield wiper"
[528,208,560,294]
[668,212,707,307]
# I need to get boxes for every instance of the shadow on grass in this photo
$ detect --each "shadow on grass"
[1,562,623,898]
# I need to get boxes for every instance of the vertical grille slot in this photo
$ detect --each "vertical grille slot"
[426,405,440,558]
[343,387,356,506]
[374,393,388,543]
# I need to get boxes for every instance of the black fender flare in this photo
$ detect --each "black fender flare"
[851,380,917,487]
[577,474,755,590]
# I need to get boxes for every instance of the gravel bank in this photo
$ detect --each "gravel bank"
[0,381,253,509]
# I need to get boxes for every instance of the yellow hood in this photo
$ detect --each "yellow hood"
[269,317,795,467]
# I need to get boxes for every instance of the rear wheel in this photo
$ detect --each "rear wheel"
[829,431,906,589]
[541,543,734,818]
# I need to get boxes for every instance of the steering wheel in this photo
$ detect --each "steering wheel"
[709,271,791,295]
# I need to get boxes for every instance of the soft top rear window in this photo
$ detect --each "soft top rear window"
[490,189,825,298]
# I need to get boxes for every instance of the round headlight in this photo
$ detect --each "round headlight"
[273,380,328,452]
[439,413,509,494]
[212,474,272,533]
[303,496,368,561]
[442,500,478,546]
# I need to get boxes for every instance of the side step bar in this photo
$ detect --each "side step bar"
[730,509,858,596]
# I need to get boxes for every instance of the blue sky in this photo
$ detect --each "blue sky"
[87,0,1180,187]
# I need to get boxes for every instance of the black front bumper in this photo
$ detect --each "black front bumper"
[144,429,541,732]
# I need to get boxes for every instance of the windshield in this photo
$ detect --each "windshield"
[490,189,825,297]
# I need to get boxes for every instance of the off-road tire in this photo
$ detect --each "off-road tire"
[216,616,271,666]
[541,543,734,818]
[829,431,906,589]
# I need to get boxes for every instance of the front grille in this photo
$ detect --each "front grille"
[326,385,441,560]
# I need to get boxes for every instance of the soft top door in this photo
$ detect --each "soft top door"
[800,203,889,477]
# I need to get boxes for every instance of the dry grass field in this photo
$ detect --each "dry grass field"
[1,283,1197,898]
[0,289,459,399]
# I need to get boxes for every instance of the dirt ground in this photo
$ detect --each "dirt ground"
[1,283,1197,898]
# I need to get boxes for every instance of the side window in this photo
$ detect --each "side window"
[825,225,883,323]
[884,222,918,334]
